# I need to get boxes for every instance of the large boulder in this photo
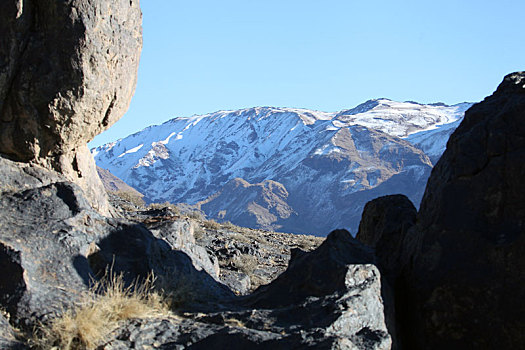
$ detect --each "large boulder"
[148,220,221,280]
[0,0,142,213]
[402,72,525,348]
[356,194,417,348]
[356,194,416,276]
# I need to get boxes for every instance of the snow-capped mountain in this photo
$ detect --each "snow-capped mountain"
[93,99,473,235]
[335,99,471,137]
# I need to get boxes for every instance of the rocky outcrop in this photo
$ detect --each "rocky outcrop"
[102,230,392,349]
[0,179,99,326]
[193,218,324,295]
[356,194,417,349]
[148,220,221,280]
[0,165,395,349]
[400,72,525,348]
[0,0,142,213]
[243,229,392,349]
[0,157,233,328]
[356,194,416,276]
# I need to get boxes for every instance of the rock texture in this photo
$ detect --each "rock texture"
[356,194,416,276]
[0,157,232,328]
[0,311,22,349]
[102,230,392,349]
[194,221,324,294]
[0,0,142,213]
[402,72,525,348]
[356,195,418,348]
[0,165,394,349]
[148,220,221,280]
[116,202,324,295]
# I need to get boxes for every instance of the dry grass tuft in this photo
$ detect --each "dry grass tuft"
[113,190,145,208]
[186,210,204,220]
[231,254,258,275]
[203,219,221,230]
[147,201,180,213]
[31,273,168,350]
[221,221,239,231]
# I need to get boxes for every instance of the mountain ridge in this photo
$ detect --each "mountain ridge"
[93,99,473,235]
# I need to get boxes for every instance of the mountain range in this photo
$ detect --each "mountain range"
[93,98,472,235]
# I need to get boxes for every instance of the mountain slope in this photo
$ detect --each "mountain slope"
[404,118,462,164]
[93,99,472,235]
[96,166,143,196]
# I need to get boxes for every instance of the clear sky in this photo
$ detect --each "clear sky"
[90,0,525,148]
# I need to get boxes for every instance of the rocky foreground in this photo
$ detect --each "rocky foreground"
[0,0,524,349]
[0,167,391,348]
[111,199,325,295]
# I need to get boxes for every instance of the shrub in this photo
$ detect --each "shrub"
[148,201,177,210]
[193,224,206,240]
[113,190,145,208]
[186,210,204,220]
[203,219,221,230]
[231,254,258,275]
[31,273,168,350]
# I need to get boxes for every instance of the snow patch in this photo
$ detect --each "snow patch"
[117,144,143,158]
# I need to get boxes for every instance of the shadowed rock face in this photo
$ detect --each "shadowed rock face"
[357,194,416,276]
[356,194,417,349]
[0,0,142,213]
[0,160,233,328]
[403,72,525,348]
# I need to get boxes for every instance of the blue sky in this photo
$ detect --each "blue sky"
[90,0,524,147]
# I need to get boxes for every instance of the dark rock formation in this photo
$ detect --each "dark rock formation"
[0,180,105,326]
[242,229,392,348]
[356,194,417,348]
[0,0,142,213]
[0,312,22,349]
[248,229,376,307]
[356,194,416,275]
[1,153,392,349]
[402,72,525,348]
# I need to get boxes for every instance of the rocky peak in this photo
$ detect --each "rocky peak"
[496,71,525,93]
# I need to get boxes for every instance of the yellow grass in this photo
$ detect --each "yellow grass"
[32,273,169,350]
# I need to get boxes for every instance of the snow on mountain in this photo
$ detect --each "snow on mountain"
[404,118,463,164]
[93,100,473,235]
[336,99,472,137]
